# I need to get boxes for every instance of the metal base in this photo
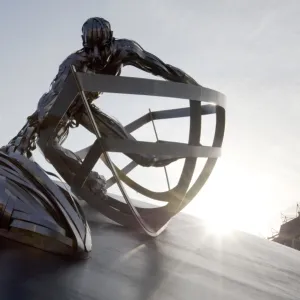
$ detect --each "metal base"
[0,207,216,300]
[0,152,91,258]
[1,206,295,300]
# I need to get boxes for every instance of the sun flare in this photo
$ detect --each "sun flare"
[204,219,235,237]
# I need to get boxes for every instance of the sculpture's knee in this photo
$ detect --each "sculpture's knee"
[128,154,156,167]
[42,141,57,161]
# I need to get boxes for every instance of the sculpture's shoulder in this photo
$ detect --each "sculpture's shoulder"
[36,49,89,118]
[57,48,89,72]
[115,39,143,52]
[114,39,144,64]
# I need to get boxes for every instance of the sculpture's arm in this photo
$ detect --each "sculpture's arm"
[117,39,199,86]
[2,50,90,157]
[37,49,90,122]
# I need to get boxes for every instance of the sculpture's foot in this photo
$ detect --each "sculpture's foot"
[130,154,179,168]
[151,156,180,167]
[84,171,107,196]
[148,140,202,167]
[128,141,180,168]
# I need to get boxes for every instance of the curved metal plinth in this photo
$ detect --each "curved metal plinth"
[0,152,91,257]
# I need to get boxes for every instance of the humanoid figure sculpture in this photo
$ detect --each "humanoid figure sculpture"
[2,17,199,198]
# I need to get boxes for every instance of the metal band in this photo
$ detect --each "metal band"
[37,72,226,237]
[77,73,226,107]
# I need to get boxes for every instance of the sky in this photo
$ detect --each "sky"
[0,0,300,237]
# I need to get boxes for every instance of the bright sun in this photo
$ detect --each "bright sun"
[180,159,271,237]
[203,219,235,237]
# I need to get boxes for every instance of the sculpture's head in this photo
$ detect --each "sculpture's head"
[81,17,113,68]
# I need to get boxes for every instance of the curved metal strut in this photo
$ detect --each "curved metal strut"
[36,71,226,237]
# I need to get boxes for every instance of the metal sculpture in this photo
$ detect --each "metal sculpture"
[0,17,226,257]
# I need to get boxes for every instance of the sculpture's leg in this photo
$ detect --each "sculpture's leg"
[75,105,179,167]
[42,122,107,198]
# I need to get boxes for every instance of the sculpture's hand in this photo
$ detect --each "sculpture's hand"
[3,111,40,158]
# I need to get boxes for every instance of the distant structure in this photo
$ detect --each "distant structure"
[268,203,300,250]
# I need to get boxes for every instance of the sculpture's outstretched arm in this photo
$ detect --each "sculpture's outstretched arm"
[87,39,197,167]
[118,39,199,86]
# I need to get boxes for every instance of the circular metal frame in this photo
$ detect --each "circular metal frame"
[37,71,226,237]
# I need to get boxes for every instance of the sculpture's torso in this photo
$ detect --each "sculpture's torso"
[37,39,135,121]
